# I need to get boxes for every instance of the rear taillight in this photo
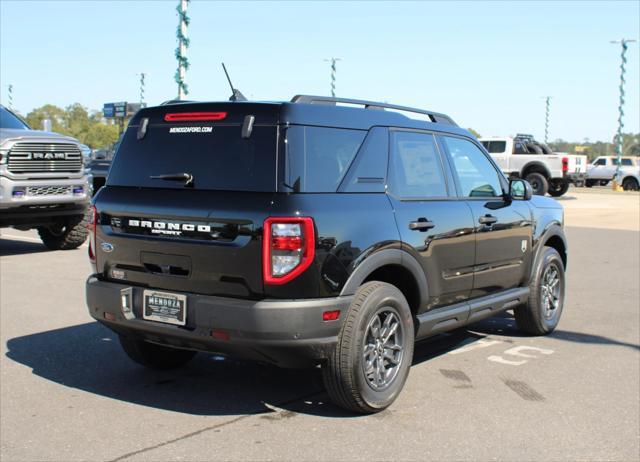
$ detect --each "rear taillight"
[88,205,97,263]
[262,217,315,285]
[562,157,569,173]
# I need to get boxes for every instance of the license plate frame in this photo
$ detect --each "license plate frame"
[143,290,187,326]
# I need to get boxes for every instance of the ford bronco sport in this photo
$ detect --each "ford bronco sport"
[86,95,567,413]
[0,105,91,249]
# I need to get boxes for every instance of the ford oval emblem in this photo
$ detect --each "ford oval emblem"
[100,242,114,253]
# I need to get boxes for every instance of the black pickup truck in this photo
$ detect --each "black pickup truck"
[86,96,567,413]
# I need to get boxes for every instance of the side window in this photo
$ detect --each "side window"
[285,126,366,192]
[594,158,607,166]
[389,131,448,198]
[441,136,504,198]
[487,141,507,154]
[621,159,633,166]
[513,141,529,154]
[339,127,388,193]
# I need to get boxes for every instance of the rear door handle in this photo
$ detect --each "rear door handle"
[478,214,498,225]
[409,219,435,231]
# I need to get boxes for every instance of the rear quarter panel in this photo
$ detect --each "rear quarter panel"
[265,193,399,299]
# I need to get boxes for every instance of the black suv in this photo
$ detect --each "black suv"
[86,95,567,413]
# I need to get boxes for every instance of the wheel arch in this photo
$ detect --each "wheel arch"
[522,162,551,179]
[621,175,639,187]
[340,248,428,315]
[531,225,568,282]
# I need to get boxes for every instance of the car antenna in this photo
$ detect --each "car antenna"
[222,62,248,102]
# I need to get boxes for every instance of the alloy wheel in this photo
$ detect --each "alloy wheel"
[541,264,561,319]
[362,308,405,391]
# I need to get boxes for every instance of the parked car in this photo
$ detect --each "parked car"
[86,95,567,413]
[586,156,639,188]
[0,105,91,249]
[87,136,121,195]
[479,134,587,196]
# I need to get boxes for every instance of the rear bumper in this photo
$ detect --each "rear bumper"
[563,171,586,183]
[85,277,352,368]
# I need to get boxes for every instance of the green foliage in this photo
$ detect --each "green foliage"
[25,104,120,149]
[549,133,639,161]
[467,128,481,138]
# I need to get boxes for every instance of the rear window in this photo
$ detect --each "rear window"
[108,123,278,191]
[285,126,366,192]
[482,141,507,154]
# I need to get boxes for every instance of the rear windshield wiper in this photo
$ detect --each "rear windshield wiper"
[150,172,194,186]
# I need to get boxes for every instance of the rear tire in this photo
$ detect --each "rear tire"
[118,335,196,370]
[585,179,595,188]
[525,172,549,196]
[322,281,414,414]
[515,247,565,335]
[547,179,570,197]
[622,177,639,191]
[37,210,89,250]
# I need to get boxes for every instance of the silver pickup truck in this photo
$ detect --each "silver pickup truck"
[0,105,91,249]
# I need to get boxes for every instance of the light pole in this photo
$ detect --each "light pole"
[610,38,636,186]
[542,96,552,144]
[324,58,341,97]
[7,84,13,109]
[175,0,190,100]
[138,72,147,105]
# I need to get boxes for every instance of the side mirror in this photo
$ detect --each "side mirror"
[510,179,532,200]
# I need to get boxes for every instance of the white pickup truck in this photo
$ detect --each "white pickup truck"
[479,134,587,197]
[586,156,640,190]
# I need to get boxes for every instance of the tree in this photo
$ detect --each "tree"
[467,128,481,138]
[25,105,66,133]
[549,134,639,161]
[25,104,119,149]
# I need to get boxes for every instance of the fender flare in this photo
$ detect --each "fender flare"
[530,224,567,282]
[521,161,551,179]
[339,248,429,309]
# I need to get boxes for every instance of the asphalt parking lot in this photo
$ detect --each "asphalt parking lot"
[1,189,639,462]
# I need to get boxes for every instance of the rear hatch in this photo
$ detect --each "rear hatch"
[94,103,281,298]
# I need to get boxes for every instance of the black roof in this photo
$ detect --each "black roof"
[131,95,470,136]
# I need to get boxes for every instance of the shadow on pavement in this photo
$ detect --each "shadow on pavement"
[466,310,640,351]
[0,238,48,257]
[7,314,637,419]
[4,321,490,418]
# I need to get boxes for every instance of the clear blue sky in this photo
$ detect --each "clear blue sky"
[1,0,638,142]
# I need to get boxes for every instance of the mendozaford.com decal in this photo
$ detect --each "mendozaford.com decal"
[168,126,214,134]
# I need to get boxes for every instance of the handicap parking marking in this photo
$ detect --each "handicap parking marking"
[487,355,528,366]
[503,345,554,358]
[488,345,555,366]
[448,338,504,355]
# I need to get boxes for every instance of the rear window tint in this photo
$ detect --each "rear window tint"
[107,123,278,192]
[482,141,507,154]
[285,126,366,192]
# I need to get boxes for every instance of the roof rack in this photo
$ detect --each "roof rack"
[290,95,457,126]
